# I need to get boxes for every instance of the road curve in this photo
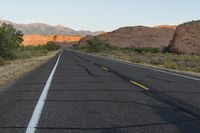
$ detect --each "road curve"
[0,49,200,133]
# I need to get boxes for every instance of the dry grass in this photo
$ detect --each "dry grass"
[0,51,59,87]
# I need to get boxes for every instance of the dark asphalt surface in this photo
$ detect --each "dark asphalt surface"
[0,49,200,133]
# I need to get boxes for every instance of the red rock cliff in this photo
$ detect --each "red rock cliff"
[22,34,83,46]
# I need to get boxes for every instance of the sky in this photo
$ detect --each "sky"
[0,0,200,31]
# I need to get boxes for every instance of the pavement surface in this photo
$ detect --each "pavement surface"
[0,49,200,133]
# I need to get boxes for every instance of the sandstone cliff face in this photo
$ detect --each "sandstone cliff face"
[170,20,200,55]
[79,26,175,49]
[22,34,82,46]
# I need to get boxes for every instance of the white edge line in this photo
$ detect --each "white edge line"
[69,49,200,81]
[25,51,62,133]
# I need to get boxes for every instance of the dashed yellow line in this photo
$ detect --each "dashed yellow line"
[129,80,150,91]
[102,66,108,71]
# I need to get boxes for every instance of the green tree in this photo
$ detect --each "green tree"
[0,23,23,58]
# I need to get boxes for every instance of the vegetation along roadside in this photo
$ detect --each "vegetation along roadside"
[73,37,200,75]
[0,23,60,87]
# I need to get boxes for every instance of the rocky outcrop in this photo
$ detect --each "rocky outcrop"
[22,34,82,46]
[79,26,175,49]
[170,20,200,55]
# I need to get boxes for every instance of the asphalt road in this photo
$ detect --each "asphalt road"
[0,49,200,133]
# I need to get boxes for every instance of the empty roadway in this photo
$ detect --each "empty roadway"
[0,49,200,133]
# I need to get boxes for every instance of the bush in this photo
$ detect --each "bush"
[131,47,160,53]
[11,48,32,59]
[73,37,117,53]
[195,65,200,72]
[42,41,60,51]
[130,57,142,63]
[0,23,23,59]
[0,56,5,66]
[86,37,114,52]
[163,61,178,69]
[73,45,88,52]
[149,57,164,65]
[162,45,171,53]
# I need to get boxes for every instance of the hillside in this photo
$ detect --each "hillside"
[79,26,176,49]
[170,20,200,55]
[0,19,102,36]
[22,34,83,46]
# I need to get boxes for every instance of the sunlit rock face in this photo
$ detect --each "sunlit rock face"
[22,34,83,46]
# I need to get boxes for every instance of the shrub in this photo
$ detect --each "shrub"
[0,56,5,66]
[0,23,23,59]
[73,37,117,53]
[11,48,32,59]
[73,44,86,51]
[195,65,200,72]
[163,61,178,69]
[149,57,164,65]
[86,37,112,52]
[130,57,142,63]
[132,47,160,53]
[162,45,171,53]
[42,41,60,51]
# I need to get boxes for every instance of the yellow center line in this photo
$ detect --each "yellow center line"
[102,67,108,71]
[129,80,150,91]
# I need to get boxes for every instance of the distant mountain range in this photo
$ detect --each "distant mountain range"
[0,19,103,36]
